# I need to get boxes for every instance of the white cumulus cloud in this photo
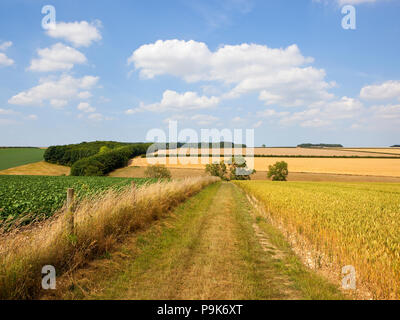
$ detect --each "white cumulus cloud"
[370,104,400,120]
[28,43,87,72]
[8,74,99,106]
[78,91,92,99]
[46,21,102,47]
[77,102,96,113]
[126,90,219,114]
[337,0,380,5]
[279,97,364,127]
[129,39,334,108]
[313,0,384,5]
[0,41,14,67]
[26,114,38,120]
[360,80,400,101]
[0,108,18,115]
[87,113,111,121]
[0,41,12,51]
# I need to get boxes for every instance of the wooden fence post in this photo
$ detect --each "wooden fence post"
[66,188,75,236]
[131,180,137,202]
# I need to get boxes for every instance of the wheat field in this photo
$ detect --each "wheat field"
[153,147,400,157]
[235,180,400,299]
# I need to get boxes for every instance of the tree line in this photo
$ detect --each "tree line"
[44,141,151,176]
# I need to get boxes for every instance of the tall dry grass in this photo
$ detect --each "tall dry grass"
[0,176,219,299]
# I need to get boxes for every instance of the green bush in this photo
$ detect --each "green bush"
[267,161,289,181]
[144,165,172,179]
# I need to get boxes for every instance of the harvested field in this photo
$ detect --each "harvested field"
[130,157,400,177]
[153,147,400,158]
[110,166,400,183]
[343,148,400,155]
[0,161,70,176]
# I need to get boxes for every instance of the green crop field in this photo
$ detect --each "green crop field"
[0,175,155,228]
[0,148,46,171]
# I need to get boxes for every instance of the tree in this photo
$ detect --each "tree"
[205,161,228,180]
[99,146,111,154]
[144,165,172,179]
[262,144,266,148]
[228,157,255,180]
[267,161,288,181]
[205,157,255,181]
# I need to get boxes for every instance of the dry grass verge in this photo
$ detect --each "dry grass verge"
[0,176,219,299]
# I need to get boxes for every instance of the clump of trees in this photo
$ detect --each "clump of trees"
[298,143,343,148]
[205,161,227,180]
[70,144,150,176]
[145,165,172,179]
[267,161,289,181]
[205,157,255,181]
[44,141,134,166]
[44,141,151,176]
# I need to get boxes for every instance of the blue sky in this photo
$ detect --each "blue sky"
[0,0,399,147]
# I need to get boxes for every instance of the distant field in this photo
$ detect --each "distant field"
[0,148,45,170]
[0,161,70,176]
[154,147,400,158]
[0,176,155,228]
[111,166,400,183]
[131,156,400,177]
[235,180,400,299]
[343,148,400,155]
[110,166,207,179]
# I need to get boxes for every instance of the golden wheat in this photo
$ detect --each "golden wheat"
[235,181,400,299]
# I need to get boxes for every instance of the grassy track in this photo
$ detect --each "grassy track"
[0,148,45,170]
[47,182,343,300]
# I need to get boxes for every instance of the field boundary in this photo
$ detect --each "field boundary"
[146,154,400,159]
